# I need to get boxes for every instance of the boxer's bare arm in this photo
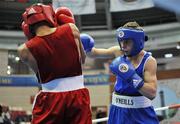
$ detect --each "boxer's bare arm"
[69,23,86,64]
[18,44,38,73]
[89,46,122,59]
[138,56,157,100]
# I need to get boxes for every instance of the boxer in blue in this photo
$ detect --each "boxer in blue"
[80,21,159,124]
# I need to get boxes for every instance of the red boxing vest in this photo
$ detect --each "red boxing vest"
[25,24,82,83]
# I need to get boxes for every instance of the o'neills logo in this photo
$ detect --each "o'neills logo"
[119,63,129,73]
[116,98,134,105]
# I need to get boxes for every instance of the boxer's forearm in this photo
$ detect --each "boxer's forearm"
[88,47,115,59]
[138,82,157,100]
[79,41,86,64]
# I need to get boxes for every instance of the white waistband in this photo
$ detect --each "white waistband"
[41,75,84,92]
[112,93,152,108]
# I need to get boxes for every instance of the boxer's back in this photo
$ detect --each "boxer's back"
[26,24,82,83]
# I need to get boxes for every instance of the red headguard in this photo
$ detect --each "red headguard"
[21,21,34,40]
[22,3,56,27]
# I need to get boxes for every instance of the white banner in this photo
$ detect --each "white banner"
[52,0,96,15]
[110,0,154,12]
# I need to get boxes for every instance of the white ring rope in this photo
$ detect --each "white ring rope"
[92,104,180,123]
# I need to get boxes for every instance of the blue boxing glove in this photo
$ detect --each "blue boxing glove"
[80,33,94,53]
[110,56,144,90]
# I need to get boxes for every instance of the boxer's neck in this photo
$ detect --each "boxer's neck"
[123,50,145,68]
[128,50,145,64]
[36,25,56,36]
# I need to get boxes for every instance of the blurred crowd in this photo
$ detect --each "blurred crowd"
[0,104,31,124]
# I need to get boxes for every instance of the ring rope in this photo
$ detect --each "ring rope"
[92,104,180,123]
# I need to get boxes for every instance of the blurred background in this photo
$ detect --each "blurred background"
[0,0,179,124]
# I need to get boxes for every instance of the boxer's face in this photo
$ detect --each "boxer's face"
[119,39,133,56]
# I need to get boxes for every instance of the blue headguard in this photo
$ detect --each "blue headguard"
[116,27,145,56]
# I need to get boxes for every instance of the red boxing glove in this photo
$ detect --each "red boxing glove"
[21,21,34,40]
[55,7,75,25]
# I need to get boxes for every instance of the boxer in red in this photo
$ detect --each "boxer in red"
[18,3,92,124]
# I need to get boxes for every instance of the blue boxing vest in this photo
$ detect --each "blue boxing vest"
[115,52,150,96]
[108,52,159,124]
